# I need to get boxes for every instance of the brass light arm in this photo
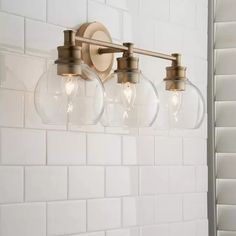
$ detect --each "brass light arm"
[75,35,177,62]
[75,35,127,51]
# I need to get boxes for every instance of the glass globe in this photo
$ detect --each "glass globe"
[101,71,159,128]
[34,63,104,126]
[155,79,205,129]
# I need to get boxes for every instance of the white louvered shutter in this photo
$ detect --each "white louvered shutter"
[215,0,236,235]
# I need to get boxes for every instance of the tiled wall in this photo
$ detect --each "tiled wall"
[0,0,208,236]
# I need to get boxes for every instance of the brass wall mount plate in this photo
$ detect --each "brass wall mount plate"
[76,22,114,81]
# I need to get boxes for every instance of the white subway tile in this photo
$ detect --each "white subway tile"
[47,131,86,165]
[169,222,196,236]
[25,19,64,57]
[123,196,155,226]
[196,220,208,236]
[140,0,169,21]
[123,136,155,165]
[170,0,196,28]
[107,228,139,236]
[196,4,208,35]
[107,0,127,10]
[25,166,67,201]
[132,18,156,50]
[69,166,104,199]
[47,0,86,28]
[0,53,46,91]
[106,166,138,197]
[0,166,23,203]
[122,12,133,42]
[155,136,182,165]
[0,203,46,236]
[47,200,86,235]
[0,12,24,52]
[169,166,195,193]
[183,138,207,165]
[0,89,24,127]
[215,0,236,22]
[1,128,46,165]
[155,195,183,223]
[88,1,122,40]
[183,193,207,220]
[87,198,121,231]
[1,0,46,20]
[141,225,169,236]
[155,22,184,55]
[183,29,207,59]
[87,134,121,165]
[140,167,169,195]
[196,166,208,192]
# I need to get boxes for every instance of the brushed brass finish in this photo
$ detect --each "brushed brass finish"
[76,22,114,81]
[164,53,187,91]
[55,30,83,76]
[57,22,188,91]
[76,35,177,61]
[115,43,140,84]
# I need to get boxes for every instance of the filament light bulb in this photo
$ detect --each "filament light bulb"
[120,82,136,111]
[61,75,79,113]
[170,91,182,122]
[63,75,79,96]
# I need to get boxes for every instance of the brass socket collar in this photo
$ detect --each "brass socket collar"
[164,53,187,91]
[55,30,83,76]
[115,43,140,84]
[115,56,140,84]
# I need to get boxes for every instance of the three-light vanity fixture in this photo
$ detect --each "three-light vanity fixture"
[35,22,205,129]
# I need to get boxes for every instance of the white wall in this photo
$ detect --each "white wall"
[0,0,208,236]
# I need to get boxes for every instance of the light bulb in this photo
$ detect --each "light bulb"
[34,63,104,125]
[61,75,79,113]
[62,75,79,96]
[156,79,205,129]
[101,72,159,128]
[169,91,182,122]
[120,82,136,111]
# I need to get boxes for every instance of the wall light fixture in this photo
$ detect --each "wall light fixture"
[34,22,205,129]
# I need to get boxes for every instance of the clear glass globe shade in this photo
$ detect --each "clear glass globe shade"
[155,79,205,129]
[34,63,104,126]
[101,72,159,128]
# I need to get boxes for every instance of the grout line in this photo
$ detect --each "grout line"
[104,167,107,197]
[86,0,89,22]
[23,166,26,202]
[121,197,123,228]
[23,17,26,54]
[85,133,88,165]
[0,128,2,164]
[121,136,124,165]
[67,166,69,199]
[46,202,48,236]
[45,130,48,165]
[46,0,48,23]
[0,190,208,206]
[86,200,88,232]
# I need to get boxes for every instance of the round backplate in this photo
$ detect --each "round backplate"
[76,22,114,81]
